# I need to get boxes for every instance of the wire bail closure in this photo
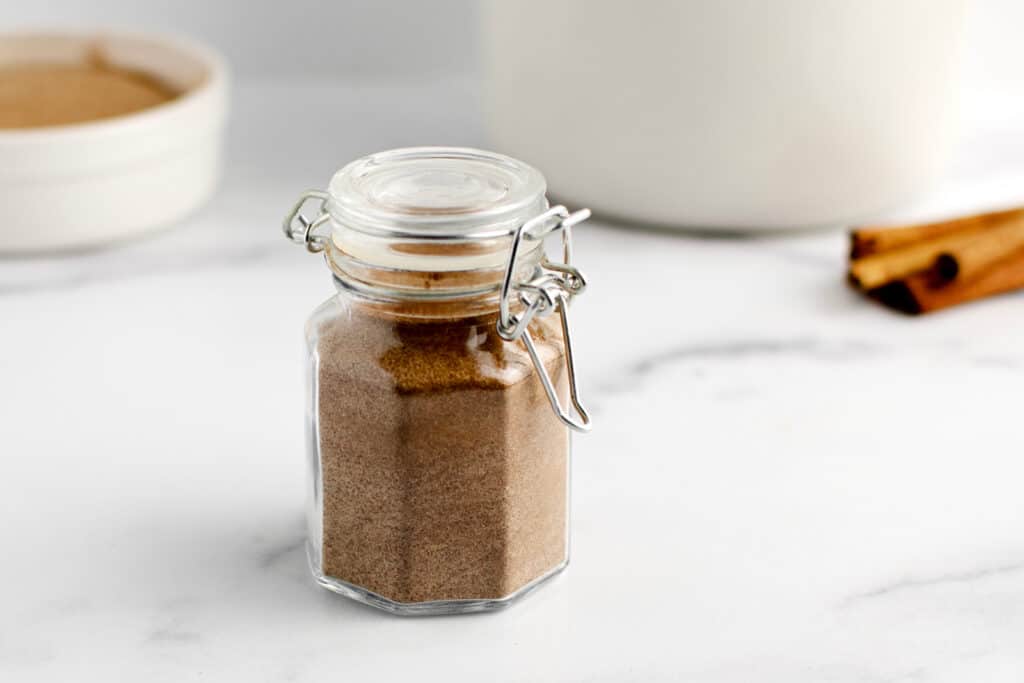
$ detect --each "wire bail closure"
[498,206,592,433]
[283,191,593,433]
[283,190,331,253]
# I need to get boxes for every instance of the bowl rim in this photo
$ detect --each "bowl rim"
[0,27,228,142]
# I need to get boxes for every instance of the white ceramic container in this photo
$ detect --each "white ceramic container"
[0,30,228,252]
[483,0,968,231]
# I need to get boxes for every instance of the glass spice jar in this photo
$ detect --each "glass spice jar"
[283,147,592,615]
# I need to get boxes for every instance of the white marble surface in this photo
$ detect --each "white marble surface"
[4,79,1024,682]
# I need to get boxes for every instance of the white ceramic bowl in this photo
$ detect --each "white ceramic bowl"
[484,0,967,231]
[0,30,228,253]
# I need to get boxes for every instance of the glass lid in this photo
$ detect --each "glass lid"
[326,147,548,241]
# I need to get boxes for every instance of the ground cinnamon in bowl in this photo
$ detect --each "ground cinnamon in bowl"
[0,60,178,129]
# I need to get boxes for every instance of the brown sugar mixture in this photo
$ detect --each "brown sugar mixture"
[313,302,569,603]
[0,62,179,129]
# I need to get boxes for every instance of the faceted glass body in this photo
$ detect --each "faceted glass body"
[305,291,570,615]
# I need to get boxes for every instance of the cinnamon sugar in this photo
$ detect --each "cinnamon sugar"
[313,302,569,603]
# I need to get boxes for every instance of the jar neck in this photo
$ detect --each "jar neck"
[324,239,540,320]
[331,285,507,321]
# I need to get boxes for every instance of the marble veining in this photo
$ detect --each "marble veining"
[843,561,1024,605]
[259,537,306,570]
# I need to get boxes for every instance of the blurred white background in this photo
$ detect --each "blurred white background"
[0,0,477,79]
[5,0,1022,224]
[1,0,1020,93]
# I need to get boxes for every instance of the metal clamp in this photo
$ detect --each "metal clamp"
[283,189,593,433]
[283,190,331,253]
[498,206,592,433]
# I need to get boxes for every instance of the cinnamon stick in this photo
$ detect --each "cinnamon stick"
[848,210,1024,291]
[850,207,1024,259]
[870,246,1024,314]
[930,214,1024,285]
[849,229,987,290]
